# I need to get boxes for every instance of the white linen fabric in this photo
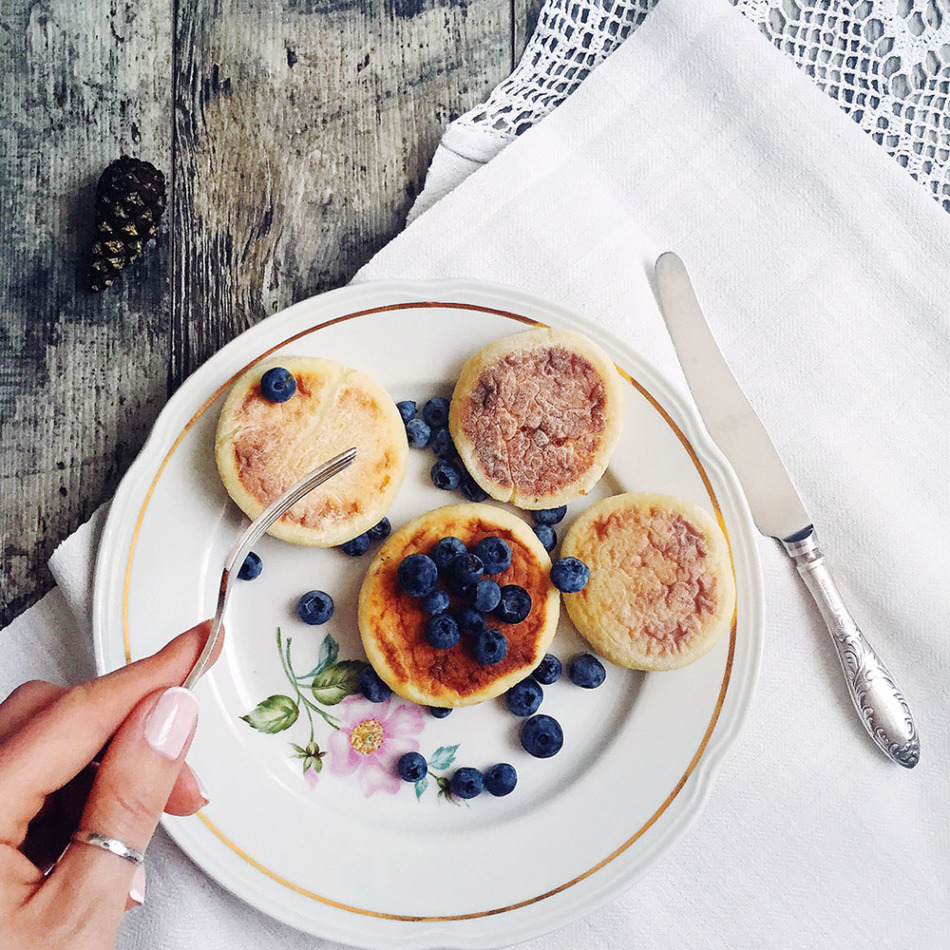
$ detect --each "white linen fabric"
[413,0,950,220]
[3,0,950,947]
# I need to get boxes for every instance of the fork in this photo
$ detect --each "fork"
[182,446,357,690]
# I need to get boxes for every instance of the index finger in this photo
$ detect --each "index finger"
[0,621,222,848]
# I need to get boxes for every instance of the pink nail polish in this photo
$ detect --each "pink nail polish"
[144,687,199,760]
[129,864,146,905]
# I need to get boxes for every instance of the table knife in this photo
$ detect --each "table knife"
[654,251,919,768]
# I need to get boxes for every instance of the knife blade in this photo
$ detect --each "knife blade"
[654,251,920,768]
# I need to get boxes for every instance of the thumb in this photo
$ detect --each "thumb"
[45,687,198,918]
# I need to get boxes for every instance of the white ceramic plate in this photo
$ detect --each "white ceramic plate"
[93,279,763,949]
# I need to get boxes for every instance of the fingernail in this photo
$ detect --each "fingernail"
[144,687,199,760]
[129,864,146,906]
[194,769,211,806]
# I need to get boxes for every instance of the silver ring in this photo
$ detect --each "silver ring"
[70,830,145,866]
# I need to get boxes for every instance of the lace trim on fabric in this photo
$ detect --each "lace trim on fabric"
[451,0,950,211]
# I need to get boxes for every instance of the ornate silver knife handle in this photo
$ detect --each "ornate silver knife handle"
[781,528,920,768]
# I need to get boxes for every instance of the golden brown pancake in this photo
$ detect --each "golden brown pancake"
[561,493,735,671]
[448,328,624,509]
[215,355,408,547]
[358,504,560,707]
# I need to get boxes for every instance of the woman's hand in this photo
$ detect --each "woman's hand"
[0,621,221,950]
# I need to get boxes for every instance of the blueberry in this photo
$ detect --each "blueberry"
[532,523,557,552]
[494,585,531,624]
[570,653,606,689]
[340,533,370,557]
[358,666,392,702]
[550,556,591,593]
[422,396,450,428]
[425,614,460,649]
[532,654,562,685]
[422,589,450,615]
[460,472,489,502]
[431,459,463,491]
[472,536,512,575]
[260,366,296,403]
[397,751,427,782]
[452,553,484,588]
[484,763,518,797]
[428,705,453,718]
[446,576,475,599]
[505,679,543,717]
[472,627,508,665]
[405,417,431,449]
[520,714,564,758]
[237,551,262,581]
[470,579,501,613]
[430,536,467,572]
[397,554,439,597]
[533,506,567,525]
[366,517,391,542]
[429,426,457,460]
[297,590,334,625]
[450,766,484,800]
[396,400,417,423]
[455,605,486,637]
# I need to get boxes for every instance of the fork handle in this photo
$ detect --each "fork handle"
[181,576,229,691]
[181,447,356,691]
[781,528,920,768]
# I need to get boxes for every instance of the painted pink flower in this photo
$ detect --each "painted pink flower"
[304,766,321,788]
[328,695,426,796]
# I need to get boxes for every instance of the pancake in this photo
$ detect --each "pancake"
[448,328,624,509]
[560,493,735,671]
[215,355,408,547]
[358,504,560,707]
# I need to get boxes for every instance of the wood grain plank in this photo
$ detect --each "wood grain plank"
[514,0,544,57]
[1,0,517,629]
[171,0,514,383]
[0,0,174,627]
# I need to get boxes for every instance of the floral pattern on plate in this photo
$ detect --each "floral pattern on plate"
[241,628,459,799]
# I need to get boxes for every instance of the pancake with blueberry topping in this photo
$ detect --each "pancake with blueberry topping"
[448,328,624,509]
[560,493,735,671]
[358,504,560,707]
[215,355,408,547]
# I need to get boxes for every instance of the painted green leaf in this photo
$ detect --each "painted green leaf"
[297,633,340,680]
[427,744,459,771]
[415,774,429,800]
[315,634,339,675]
[311,659,366,706]
[240,695,299,734]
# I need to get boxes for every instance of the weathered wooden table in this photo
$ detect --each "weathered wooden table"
[1,0,542,627]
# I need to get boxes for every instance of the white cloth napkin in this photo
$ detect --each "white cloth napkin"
[4,0,950,946]
[411,0,950,223]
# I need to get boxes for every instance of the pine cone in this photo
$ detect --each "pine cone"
[87,155,166,292]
